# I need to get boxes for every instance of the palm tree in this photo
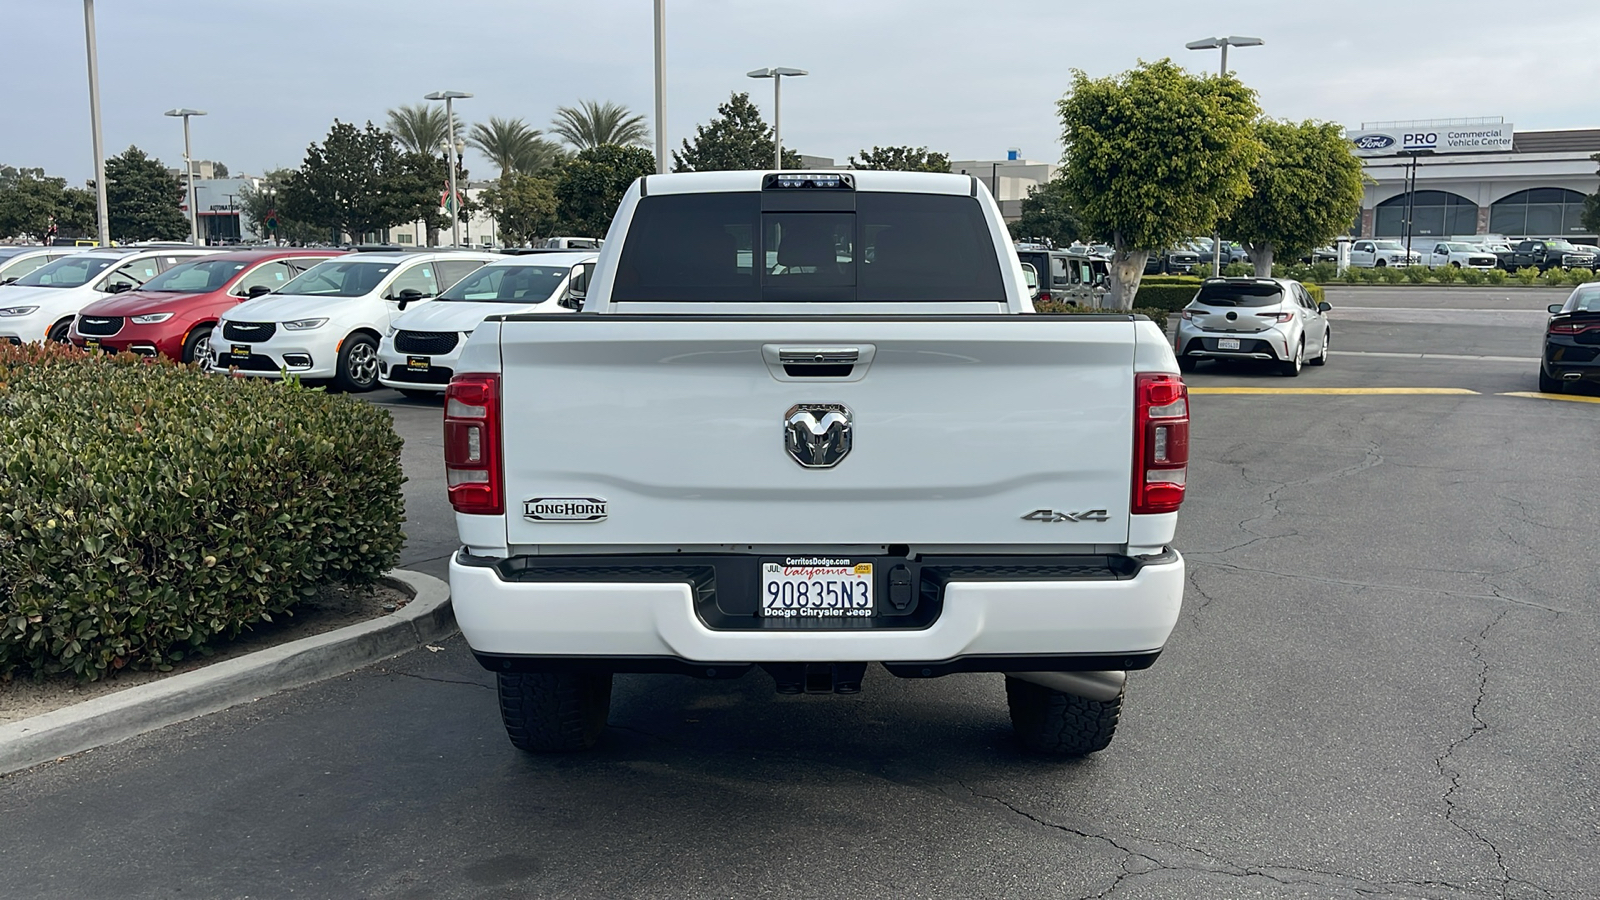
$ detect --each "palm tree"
[550,100,650,150]
[386,103,463,156]
[468,117,567,179]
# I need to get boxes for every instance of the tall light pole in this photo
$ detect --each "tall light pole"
[1186,35,1264,276]
[83,0,110,246]
[164,108,207,245]
[653,0,667,175]
[425,90,472,246]
[747,67,807,171]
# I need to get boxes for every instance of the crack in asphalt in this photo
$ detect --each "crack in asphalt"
[1431,609,1558,900]
[388,671,493,690]
[1197,440,1383,556]
[1183,559,1569,614]
[954,780,1503,899]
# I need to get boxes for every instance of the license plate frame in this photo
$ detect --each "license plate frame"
[83,337,100,352]
[1217,337,1241,351]
[230,344,251,359]
[407,355,431,371]
[760,558,875,619]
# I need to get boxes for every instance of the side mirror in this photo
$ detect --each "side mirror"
[0,277,14,285]
[106,281,134,294]
[246,285,273,298]
[393,287,425,310]
[559,286,587,310]
[1318,301,1332,313]
[1549,304,1565,314]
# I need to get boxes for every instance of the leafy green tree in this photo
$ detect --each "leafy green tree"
[1008,177,1082,248]
[104,146,189,241]
[673,92,801,172]
[386,103,464,156]
[0,171,66,240]
[238,168,324,245]
[1220,120,1366,275]
[848,146,951,172]
[212,161,229,178]
[469,117,565,179]
[279,121,437,243]
[551,100,650,150]
[555,144,656,237]
[481,172,560,246]
[1058,60,1263,308]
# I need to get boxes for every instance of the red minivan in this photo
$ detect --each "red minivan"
[71,248,344,366]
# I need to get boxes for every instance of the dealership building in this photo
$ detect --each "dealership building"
[1350,119,1600,242]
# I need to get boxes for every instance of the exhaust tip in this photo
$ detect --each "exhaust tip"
[1563,372,1582,381]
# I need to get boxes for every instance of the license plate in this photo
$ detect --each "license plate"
[1217,338,1241,351]
[230,344,251,358]
[761,559,874,618]
[407,355,430,370]
[83,337,100,351]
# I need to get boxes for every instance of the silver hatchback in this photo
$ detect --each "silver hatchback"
[1174,277,1332,377]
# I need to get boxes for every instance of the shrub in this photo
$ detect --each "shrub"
[1404,265,1431,284]
[1035,300,1168,329]
[1485,268,1509,285]
[1379,265,1408,284]
[1575,268,1600,285]
[0,344,405,680]
[1540,267,1570,287]
[1307,262,1337,284]
[1131,284,1201,312]
[1138,275,1205,287]
[1303,283,1325,307]
[1434,264,1460,284]
[1222,262,1253,277]
[1460,267,1485,285]
[1515,266,1542,285]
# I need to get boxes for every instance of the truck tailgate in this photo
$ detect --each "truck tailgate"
[495,316,1136,548]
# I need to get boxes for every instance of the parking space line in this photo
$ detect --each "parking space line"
[1499,391,1600,405]
[1333,350,1539,363]
[1189,387,1479,395]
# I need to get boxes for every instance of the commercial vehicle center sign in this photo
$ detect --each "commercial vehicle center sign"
[1347,123,1515,156]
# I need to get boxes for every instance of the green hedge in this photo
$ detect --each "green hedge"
[1130,284,1200,312]
[1035,299,1169,328]
[0,344,405,680]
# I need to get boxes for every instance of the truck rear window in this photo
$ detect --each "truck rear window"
[611,192,1004,303]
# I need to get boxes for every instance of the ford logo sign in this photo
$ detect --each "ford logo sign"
[1354,134,1395,150]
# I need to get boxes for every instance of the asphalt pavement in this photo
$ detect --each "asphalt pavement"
[1,287,1595,900]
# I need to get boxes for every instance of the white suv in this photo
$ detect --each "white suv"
[378,252,595,398]
[0,246,220,344]
[211,251,498,391]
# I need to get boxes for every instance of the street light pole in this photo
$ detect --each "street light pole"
[164,108,207,245]
[83,0,109,246]
[653,0,667,175]
[1186,35,1264,276]
[425,90,473,246]
[747,67,808,170]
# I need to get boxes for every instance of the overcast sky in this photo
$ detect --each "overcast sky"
[6,0,1599,184]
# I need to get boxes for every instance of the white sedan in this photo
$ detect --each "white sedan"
[1428,242,1498,270]
[378,252,597,398]
[211,250,499,391]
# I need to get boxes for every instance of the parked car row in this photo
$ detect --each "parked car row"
[0,244,599,397]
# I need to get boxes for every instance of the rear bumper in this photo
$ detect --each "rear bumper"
[451,548,1184,669]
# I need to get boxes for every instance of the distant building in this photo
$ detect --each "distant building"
[1352,122,1600,241]
[950,157,1057,221]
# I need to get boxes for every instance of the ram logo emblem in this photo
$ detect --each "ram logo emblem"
[785,403,853,468]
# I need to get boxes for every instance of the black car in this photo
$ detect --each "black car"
[1144,247,1201,275]
[1501,239,1598,271]
[1541,287,1600,392]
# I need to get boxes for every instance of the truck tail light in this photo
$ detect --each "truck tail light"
[1132,372,1189,515]
[444,373,503,515]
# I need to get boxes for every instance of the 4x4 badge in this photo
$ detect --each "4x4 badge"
[1022,509,1110,523]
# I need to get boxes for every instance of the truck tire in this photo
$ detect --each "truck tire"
[1005,676,1121,756]
[498,672,612,752]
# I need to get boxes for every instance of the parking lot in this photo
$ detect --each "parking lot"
[1,286,1595,899]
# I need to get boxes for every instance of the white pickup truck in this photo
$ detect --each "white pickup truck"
[445,171,1189,756]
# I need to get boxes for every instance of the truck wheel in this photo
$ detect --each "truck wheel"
[1538,367,1563,394]
[497,672,612,752]
[1005,676,1121,756]
[1374,259,1387,268]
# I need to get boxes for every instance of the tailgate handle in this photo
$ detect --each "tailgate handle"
[779,347,859,377]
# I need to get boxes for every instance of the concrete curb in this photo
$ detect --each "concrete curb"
[0,568,452,777]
